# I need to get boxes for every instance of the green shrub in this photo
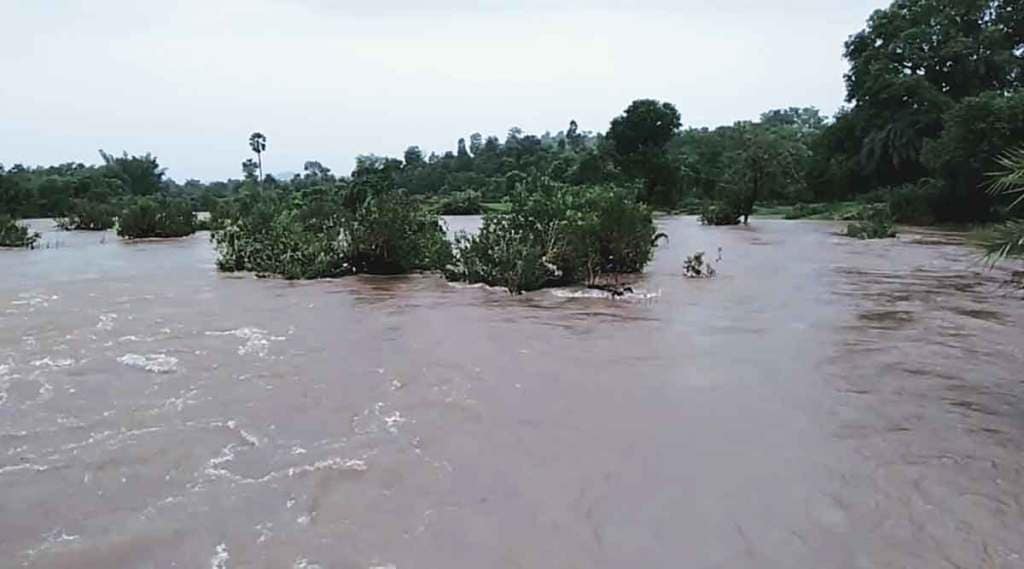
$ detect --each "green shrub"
[699,202,741,225]
[846,204,897,239]
[448,180,660,293]
[0,215,39,248]
[343,189,454,274]
[117,197,196,239]
[885,183,938,225]
[213,186,450,279]
[450,216,551,294]
[57,199,118,230]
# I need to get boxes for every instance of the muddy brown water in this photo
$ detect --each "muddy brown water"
[1,217,1022,568]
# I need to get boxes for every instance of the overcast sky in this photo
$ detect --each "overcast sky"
[1,0,889,181]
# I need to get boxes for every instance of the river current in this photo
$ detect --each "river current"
[1,217,1022,568]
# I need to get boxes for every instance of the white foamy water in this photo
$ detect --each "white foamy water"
[209,543,229,569]
[205,327,284,358]
[116,353,179,373]
[550,287,663,300]
[30,357,76,368]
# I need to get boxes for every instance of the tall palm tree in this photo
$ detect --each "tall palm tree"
[248,132,267,184]
[981,147,1024,263]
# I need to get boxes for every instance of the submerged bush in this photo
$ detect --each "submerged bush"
[683,251,717,278]
[213,185,450,279]
[699,202,741,226]
[57,199,118,230]
[0,215,39,248]
[846,204,897,239]
[448,180,660,293]
[344,189,454,274]
[117,197,196,239]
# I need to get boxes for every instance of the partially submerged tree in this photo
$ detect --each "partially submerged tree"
[0,215,39,248]
[117,197,197,239]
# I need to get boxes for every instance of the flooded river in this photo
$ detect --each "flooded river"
[1,217,1022,568]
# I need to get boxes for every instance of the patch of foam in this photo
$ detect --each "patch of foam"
[206,327,285,358]
[370,564,398,569]
[96,313,117,331]
[117,354,179,374]
[287,457,367,477]
[11,293,59,310]
[30,357,75,369]
[256,522,273,544]
[210,543,230,569]
[550,287,663,300]
[294,558,322,569]
[352,402,411,435]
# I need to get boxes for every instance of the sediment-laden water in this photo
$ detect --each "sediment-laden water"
[1,217,1022,568]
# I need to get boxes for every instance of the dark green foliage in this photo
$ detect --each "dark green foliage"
[213,185,450,279]
[606,99,682,206]
[921,91,1024,221]
[810,0,1024,219]
[0,215,39,248]
[783,203,829,220]
[451,216,551,294]
[100,151,165,196]
[117,198,196,239]
[448,179,659,293]
[57,199,118,230]
[699,202,741,226]
[344,189,454,274]
[884,183,939,225]
[846,204,897,239]
[434,191,483,215]
[976,147,1024,263]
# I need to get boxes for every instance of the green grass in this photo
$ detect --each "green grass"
[481,202,512,214]
[752,202,864,220]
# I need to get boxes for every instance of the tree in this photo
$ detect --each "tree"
[606,99,682,205]
[922,91,1024,221]
[99,151,165,196]
[469,133,484,156]
[249,132,267,183]
[840,0,1024,187]
[303,160,332,182]
[403,146,425,167]
[242,159,259,182]
[722,123,808,223]
[566,120,585,152]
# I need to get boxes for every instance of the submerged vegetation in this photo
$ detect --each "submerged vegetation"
[846,204,898,240]
[683,251,717,278]
[213,184,450,279]
[0,215,39,248]
[117,198,196,239]
[448,179,660,293]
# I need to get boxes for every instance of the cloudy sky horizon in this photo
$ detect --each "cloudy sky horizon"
[2,0,889,181]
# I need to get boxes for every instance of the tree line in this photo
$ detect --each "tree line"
[2,0,1023,228]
